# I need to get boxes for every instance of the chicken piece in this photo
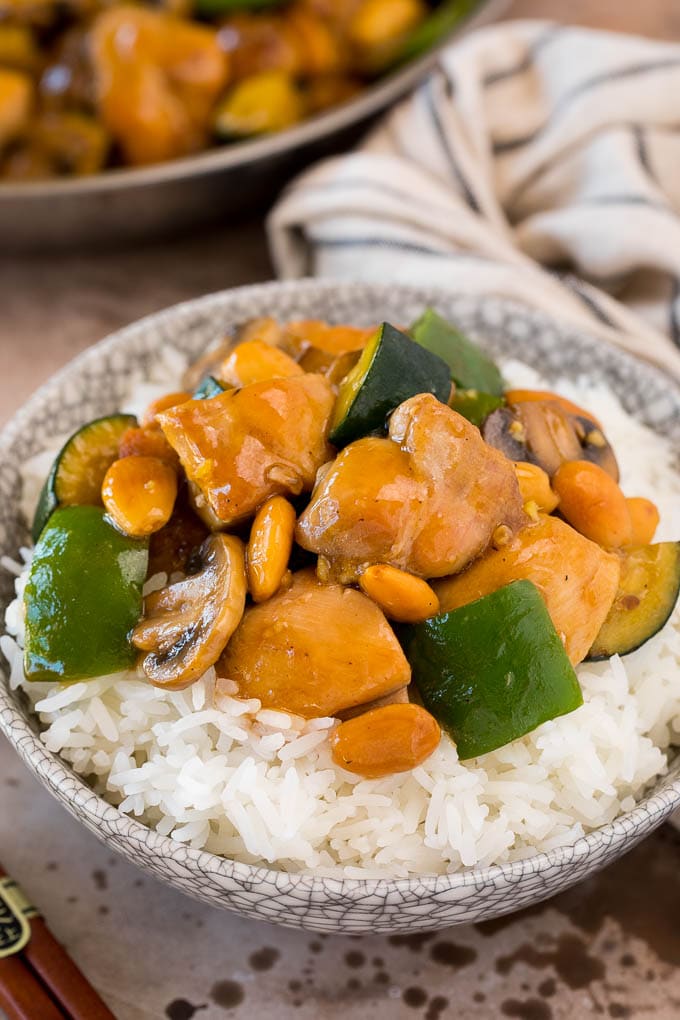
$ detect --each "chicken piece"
[285,320,376,356]
[216,569,410,718]
[158,374,334,527]
[0,69,32,149]
[218,12,300,81]
[296,393,527,579]
[221,6,345,82]
[434,514,621,666]
[91,6,229,165]
[11,112,110,177]
[217,338,303,387]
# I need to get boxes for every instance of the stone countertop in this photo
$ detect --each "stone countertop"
[2,3,680,1019]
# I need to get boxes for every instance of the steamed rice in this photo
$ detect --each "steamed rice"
[2,354,679,879]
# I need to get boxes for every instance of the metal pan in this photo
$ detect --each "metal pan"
[0,0,500,252]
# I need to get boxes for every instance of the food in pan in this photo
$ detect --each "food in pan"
[2,310,679,876]
[0,0,468,179]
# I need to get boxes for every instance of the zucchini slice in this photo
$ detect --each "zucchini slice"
[32,413,137,542]
[24,506,148,682]
[587,542,680,660]
[410,308,504,396]
[193,375,225,400]
[329,322,451,447]
[403,579,582,760]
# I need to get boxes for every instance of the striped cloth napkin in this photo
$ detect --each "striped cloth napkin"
[269,19,680,830]
[268,19,680,379]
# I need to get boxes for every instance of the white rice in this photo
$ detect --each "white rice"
[2,354,679,878]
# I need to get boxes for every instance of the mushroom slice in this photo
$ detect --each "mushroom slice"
[573,415,619,481]
[132,534,246,690]
[483,400,619,480]
[182,337,236,392]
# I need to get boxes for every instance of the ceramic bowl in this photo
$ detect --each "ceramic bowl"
[1,280,678,934]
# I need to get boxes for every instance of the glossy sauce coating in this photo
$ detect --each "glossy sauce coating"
[247,496,297,603]
[297,393,527,579]
[331,703,441,778]
[217,569,410,718]
[434,514,621,666]
[158,374,334,527]
[102,455,178,538]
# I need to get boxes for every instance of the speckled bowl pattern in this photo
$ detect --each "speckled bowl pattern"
[1,281,679,934]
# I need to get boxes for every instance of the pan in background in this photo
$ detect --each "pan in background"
[0,0,502,252]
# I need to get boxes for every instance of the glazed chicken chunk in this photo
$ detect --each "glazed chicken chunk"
[158,374,334,527]
[296,393,527,579]
[434,514,621,665]
[217,569,411,718]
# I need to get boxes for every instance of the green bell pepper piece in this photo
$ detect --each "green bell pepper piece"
[24,506,149,683]
[410,308,504,396]
[403,580,583,760]
[448,389,505,427]
[394,0,483,65]
[194,0,284,16]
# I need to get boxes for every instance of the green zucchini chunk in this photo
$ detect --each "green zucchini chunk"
[410,308,504,396]
[195,0,283,14]
[193,375,225,400]
[588,542,680,660]
[403,579,583,760]
[329,321,451,447]
[448,389,505,427]
[32,413,137,542]
[394,0,483,65]
[24,506,149,683]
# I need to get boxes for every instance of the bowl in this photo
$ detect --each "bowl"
[1,279,678,934]
[0,1,500,253]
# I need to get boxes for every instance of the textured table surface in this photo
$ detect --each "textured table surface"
[2,3,680,1019]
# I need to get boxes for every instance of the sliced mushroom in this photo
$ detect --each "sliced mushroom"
[182,337,236,392]
[132,533,247,690]
[483,400,619,480]
[573,415,619,480]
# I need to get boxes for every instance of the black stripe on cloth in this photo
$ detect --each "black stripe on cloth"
[492,56,680,156]
[633,125,658,186]
[482,25,564,86]
[575,194,674,214]
[670,277,680,348]
[283,177,463,222]
[557,274,617,327]
[505,120,680,210]
[424,77,481,213]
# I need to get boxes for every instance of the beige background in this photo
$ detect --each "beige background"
[2,3,680,1020]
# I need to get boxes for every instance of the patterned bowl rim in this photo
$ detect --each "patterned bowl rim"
[1,277,679,898]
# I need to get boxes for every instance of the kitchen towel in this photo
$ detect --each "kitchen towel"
[268,18,680,830]
[268,19,680,379]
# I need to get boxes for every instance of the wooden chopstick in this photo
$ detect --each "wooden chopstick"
[0,862,116,1020]
[23,915,116,1020]
[0,954,66,1020]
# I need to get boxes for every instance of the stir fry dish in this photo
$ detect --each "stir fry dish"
[23,311,680,779]
[0,0,465,178]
